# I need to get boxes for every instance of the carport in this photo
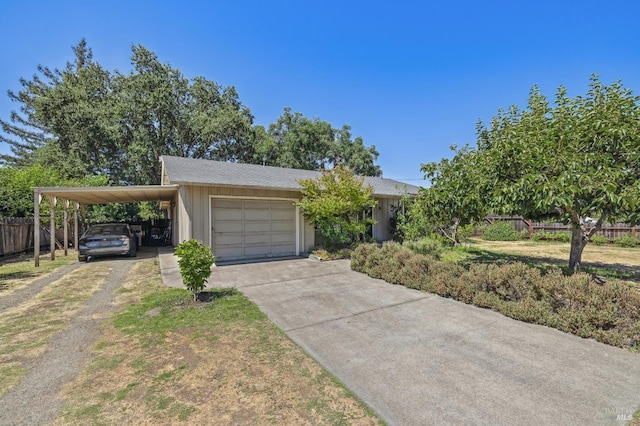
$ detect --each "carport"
[33,185,178,266]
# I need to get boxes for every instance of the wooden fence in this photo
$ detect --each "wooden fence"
[0,218,35,256]
[487,216,638,240]
[0,218,60,256]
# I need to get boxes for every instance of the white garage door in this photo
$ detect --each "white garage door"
[211,198,297,261]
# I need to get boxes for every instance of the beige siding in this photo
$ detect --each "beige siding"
[172,184,402,251]
[373,197,401,242]
[177,186,192,242]
[174,185,303,247]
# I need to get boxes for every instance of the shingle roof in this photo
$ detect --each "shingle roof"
[161,156,419,197]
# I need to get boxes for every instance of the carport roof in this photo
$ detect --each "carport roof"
[34,185,178,205]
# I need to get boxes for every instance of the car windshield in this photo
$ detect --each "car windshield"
[86,224,129,236]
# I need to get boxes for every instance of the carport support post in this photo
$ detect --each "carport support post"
[73,202,79,251]
[48,195,56,261]
[34,190,42,267]
[63,199,69,256]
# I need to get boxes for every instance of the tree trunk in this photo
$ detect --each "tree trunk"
[569,226,587,272]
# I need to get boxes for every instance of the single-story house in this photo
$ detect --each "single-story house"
[160,156,419,262]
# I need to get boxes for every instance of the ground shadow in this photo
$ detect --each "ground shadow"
[195,288,237,302]
[459,248,640,284]
[84,246,159,263]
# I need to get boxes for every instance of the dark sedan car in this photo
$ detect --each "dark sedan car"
[78,223,137,261]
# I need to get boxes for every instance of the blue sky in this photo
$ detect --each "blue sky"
[1,0,639,184]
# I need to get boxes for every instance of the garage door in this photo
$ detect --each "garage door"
[211,199,296,261]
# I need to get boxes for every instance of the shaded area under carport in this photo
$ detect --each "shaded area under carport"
[33,185,178,266]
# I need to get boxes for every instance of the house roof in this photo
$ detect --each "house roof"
[160,156,420,197]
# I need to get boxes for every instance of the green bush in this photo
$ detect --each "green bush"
[590,235,609,245]
[531,231,546,241]
[350,243,640,350]
[614,235,639,248]
[481,222,519,241]
[403,237,444,259]
[175,239,215,301]
[550,232,571,243]
[531,231,571,242]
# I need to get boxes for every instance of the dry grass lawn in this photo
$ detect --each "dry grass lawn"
[0,262,110,397]
[466,239,640,285]
[55,259,381,425]
[471,239,640,267]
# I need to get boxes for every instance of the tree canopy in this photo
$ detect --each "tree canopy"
[296,166,377,250]
[402,144,486,244]
[253,107,382,176]
[1,40,382,191]
[477,75,640,269]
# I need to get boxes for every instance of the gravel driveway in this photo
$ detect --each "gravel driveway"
[0,251,152,426]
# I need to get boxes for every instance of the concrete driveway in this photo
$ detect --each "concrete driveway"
[159,250,640,425]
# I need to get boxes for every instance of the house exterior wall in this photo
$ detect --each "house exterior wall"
[174,184,312,252]
[373,197,400,242]
[173,183,403,254]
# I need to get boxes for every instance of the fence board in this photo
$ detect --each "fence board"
[0,218,35,256]
[488,216,639,240]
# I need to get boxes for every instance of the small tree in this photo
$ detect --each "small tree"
[175,239,215,301]
[296,165,377,251]
[477,75,640,270]
[402,145,486,245]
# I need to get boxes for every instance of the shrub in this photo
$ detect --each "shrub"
[531,231,547,241]
[550,232,571,243]
[396,254,434,290]
[403,237,444,259]
[531,231,571,242]
[614,235,639,248]
[457,224,476,242]
[175,239,215,301]
[350,243,378,272]
[350,242,640,350]
[481,222,519,241]
[590,235,609,245]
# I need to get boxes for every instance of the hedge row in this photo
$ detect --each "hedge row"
[351,242,640,350]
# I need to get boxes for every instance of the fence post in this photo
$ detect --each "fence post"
[526,220,533,238]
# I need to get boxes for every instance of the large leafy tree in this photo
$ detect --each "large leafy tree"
[0,164,64,217]
[296,165,377,250]
[1,40,118,179]
[406,145,486,244]
[477,75,640,270]
[0,40,255,185]
[113,45,255,184]
[254,108,382,176]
